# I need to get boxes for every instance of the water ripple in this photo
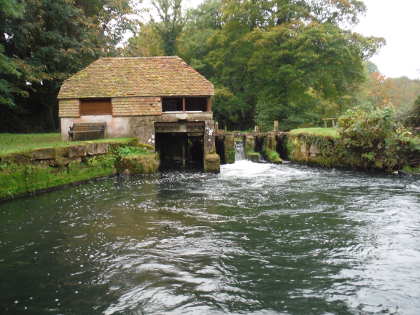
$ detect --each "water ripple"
[0,162,419,314]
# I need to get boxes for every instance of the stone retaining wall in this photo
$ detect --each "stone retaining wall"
[0,139,158,201]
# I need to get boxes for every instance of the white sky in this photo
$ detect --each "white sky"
[141,0,420,79]
[353,0,420,79]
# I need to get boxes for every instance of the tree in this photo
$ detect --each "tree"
[125,24,165,56]
[177,0,222,72]
[0,0,136,131]
[356,64,420,122]
[406,96,420,127]
[201,0,384,129]
[0,0,24,107]
[150,0,185,56]
[76,0,138,53]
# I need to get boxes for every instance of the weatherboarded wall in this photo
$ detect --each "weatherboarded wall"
[59,97,162,118]
[59,99,80,117]
[112,97,162,116]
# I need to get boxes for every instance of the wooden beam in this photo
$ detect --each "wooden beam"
[207,97,212,112]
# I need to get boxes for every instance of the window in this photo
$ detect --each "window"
[162,97,210,112]
[162,97,182,112]
[186,97,207,111]
[80,98,112,115]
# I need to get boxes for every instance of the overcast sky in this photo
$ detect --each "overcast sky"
[144,0,420,79]
[353,0,420,79]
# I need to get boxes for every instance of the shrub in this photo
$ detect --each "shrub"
[338,105,414,171]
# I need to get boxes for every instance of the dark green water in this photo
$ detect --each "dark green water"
[1,161,420,315]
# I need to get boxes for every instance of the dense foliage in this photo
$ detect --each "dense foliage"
[0,0,135,132]
[287,107,419,172]
[126,0,384,130]
[3,0,417,134]
[406,96,420,127]
[356,65,420,125]
[338,106,417,171]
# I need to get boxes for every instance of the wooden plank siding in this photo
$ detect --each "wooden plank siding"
[80,99,112,116]
[59,99,80,117]
[112,97,162,116]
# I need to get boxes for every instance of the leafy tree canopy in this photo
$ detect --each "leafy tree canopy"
[192,0,384,129]
[0,0,136,131]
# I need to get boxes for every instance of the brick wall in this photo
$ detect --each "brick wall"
[112,97,162,116]
[59,99,80,117]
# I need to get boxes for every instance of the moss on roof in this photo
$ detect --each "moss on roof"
[58,56,214,99]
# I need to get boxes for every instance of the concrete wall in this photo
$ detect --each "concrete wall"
[61,115,131,140]
[61,112,215,149]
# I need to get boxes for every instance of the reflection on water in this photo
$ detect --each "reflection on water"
[0,161,420,314]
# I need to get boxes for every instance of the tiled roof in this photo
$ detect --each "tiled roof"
[58,56,214,99]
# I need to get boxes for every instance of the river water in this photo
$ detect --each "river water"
[1,161,420,315]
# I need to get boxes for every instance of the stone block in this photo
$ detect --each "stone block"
[245,135,255,153]
[68,145,87,158]
[309,144,320,157]
[246,151,261,162]
[115,153,159,175]
[86,143,109,155]
[300,143,307,155]
[224,134,235,164]
[204,153,220,173]
[31,148,56,160]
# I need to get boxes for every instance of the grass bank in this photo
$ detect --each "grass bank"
[0,133,135,156]
[288,128,339,138]
[0,136,159,201]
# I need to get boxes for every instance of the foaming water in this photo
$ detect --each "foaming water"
[0,162,419,314]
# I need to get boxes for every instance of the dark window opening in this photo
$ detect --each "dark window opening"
[162,97,209,112]
[155,133,204,170]
[162,97,182,112]
[80,98,112,116]
[186,97,207,111]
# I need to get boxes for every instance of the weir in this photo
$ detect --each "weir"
[234,139,245,161]
[216,130,287,164]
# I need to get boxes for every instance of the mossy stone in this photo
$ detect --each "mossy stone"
[115,153,159,175]
[246,151,260,162]
[224,135,235,164]
[263,149,282,164]
[225,149,235,164]
[204,153,220,173]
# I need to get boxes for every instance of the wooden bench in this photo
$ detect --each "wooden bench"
[69,122,106,141]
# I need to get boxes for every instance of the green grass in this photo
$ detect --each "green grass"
[115,145,154,156]
[0,133,136,156]
[288,128,339,138]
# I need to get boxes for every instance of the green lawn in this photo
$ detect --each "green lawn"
[0,133,136,156]
[288,128,340,138]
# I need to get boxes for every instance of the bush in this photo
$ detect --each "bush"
[405,95,420,128]
[338,105,413,171]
